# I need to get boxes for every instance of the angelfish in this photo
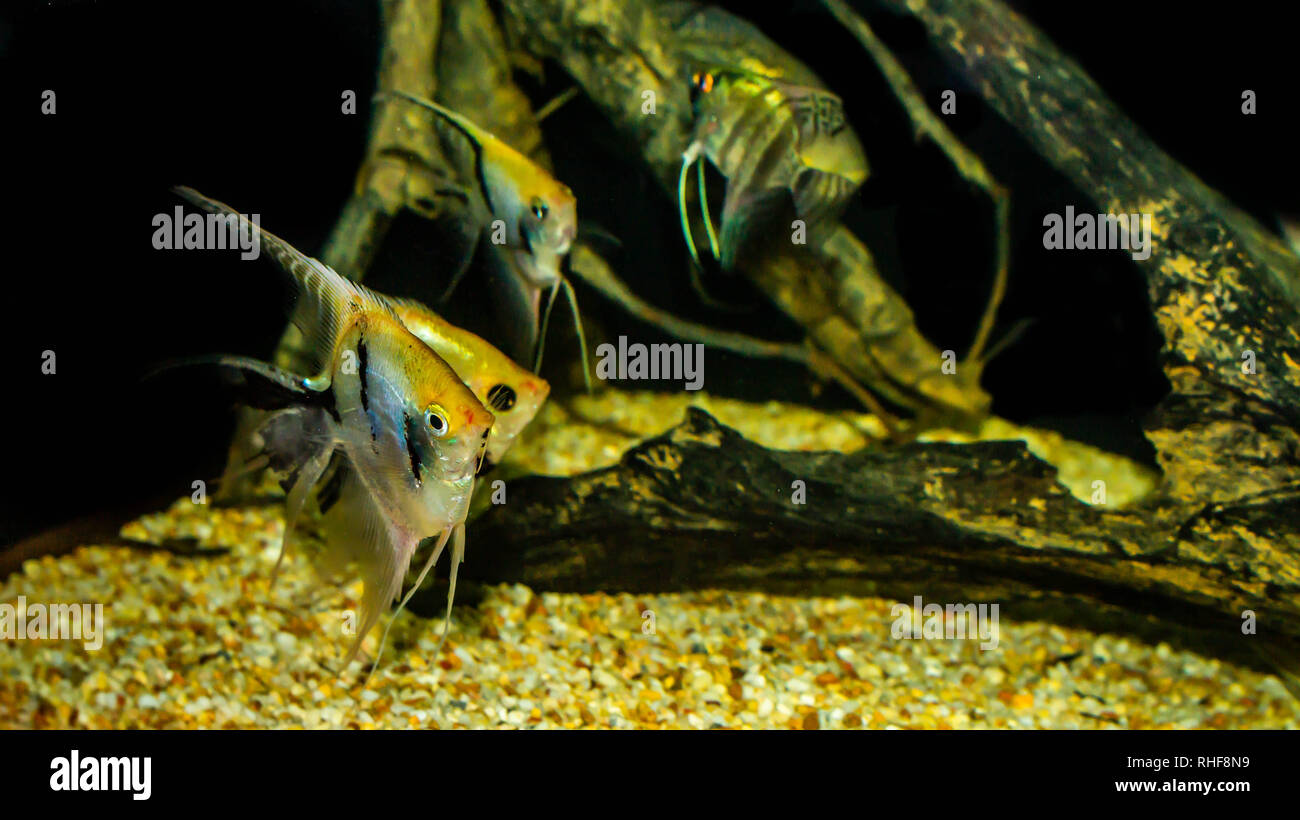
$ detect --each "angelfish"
[679,67,868,270]
[379,89,591,388]
[172,187,496,673]
[389,296,550,470]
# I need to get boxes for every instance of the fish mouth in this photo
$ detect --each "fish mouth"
[516,249,562,289]
[556,226,576,252]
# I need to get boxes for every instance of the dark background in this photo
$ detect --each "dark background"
[0,0,1294,547]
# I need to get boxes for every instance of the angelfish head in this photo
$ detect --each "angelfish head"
[478,375,550,471]
[404,381,496,528]
[688,68,723,136]
[689,69,716,112]
[414,399,494,479]
[517,180,576,287]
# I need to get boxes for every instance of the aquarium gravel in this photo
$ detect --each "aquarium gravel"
[0,394,1289,729]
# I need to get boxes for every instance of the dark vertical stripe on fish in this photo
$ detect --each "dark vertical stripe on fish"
[386,94,498,215]
[474,152,496,216]
[357,334,371,413]
[402,412,424,487]
[433,114,497,215]
[357,332,379,446]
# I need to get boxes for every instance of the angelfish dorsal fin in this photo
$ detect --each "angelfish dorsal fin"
[172,186,398,381]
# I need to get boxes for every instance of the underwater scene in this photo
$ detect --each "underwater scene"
[2,0,1298,742]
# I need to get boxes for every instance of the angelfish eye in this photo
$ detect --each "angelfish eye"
[426,406,450,438]
[487,383,517,412]
[531,200,548,221]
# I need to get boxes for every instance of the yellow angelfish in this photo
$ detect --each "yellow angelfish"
[380,89,591,387]
[172,187,495,674]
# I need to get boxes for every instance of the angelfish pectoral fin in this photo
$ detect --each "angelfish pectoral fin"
[678,145,705,268]
[433,524,466,657]
[562,276,593,393]
[697,156,721,261]
[677,148,745,310]
[532,275,593,393]
[532,280,561,374]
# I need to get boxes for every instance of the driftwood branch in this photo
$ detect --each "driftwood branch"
[469,408,1300,660]
[323,0,451,279]
[822,0,1010,365]
[869,0,1300,504]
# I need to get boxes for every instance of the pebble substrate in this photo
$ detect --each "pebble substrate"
[1,392,1291,729]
